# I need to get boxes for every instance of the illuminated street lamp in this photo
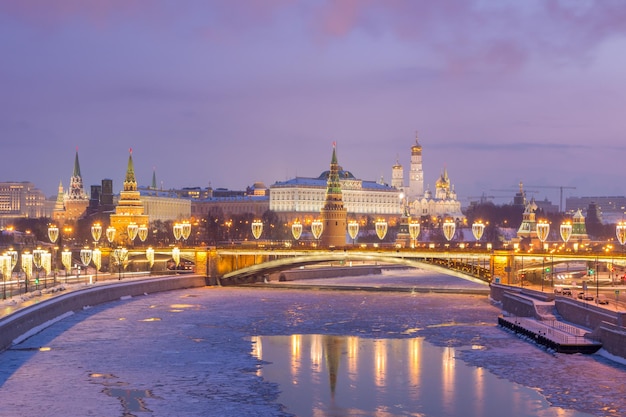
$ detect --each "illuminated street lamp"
[472,221,485,243]
[48,225,59,284]
[138,224,149,244]
[348,220,359,245]
[311,220,323,246]
[32,248,45,289]
[62,248,72,282]
[91,223,102,247]
[251,219,264,240]
[0,255,10,299]
[173,222,183,245]
[92,248,101,282]
[560,221,572,247]
[113,247,128,280]
[80,248,92,282]
[536,220,550,291]
[375,219,388,241]
[172,247,180,269]
[291,220,303,241]
[21,252,33,293]
[106,226,116,247]
[127,223,139,246]
[443,219,456,242]
[146,247,155,272]
[408,221,420,248]
[181,221,192,246]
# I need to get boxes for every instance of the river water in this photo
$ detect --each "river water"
[0,269,623,416]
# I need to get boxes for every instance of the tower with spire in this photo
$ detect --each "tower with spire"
[320,143,347,248]
[407,133,424,201]
[57,149,90,223]
[109,149,149,245]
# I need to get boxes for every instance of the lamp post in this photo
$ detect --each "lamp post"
[138,224,149,245]
[91,223,102,247]
[251,219,263,240]
[80,248,92,284]
[408,221,420,248]
[311,219,323,247]
[113,247,128,280]
[92,248,101,282]
[172,247,180,270]
[472,221,485,244]
[127,223,139,246]
[181,221,191,246]
[106,226,116,247]
[617,221,626,251]
[173,222,183,246]
[62,248,72,283]
[0,255,10,299]
[146,247,155,273]
[32,248,44,289]
[292,220,303,242]
[348,220,359,246]
[443,219,456,242]
[5,250,17,298]
[536,220,550,291]
[375,219,388,241]
[21,252,33,293]
[48,225,59,285]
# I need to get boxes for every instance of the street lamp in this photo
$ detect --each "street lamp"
[113,247,128,280]
[443,219,456,242]
[127,223,139,246]
[0,255,10,299]
[181,221,191,246]
[80,248,92,283]
[408,221,420,248]
[48,225,59,285]
[106,226,116,247]
[62,248,72,282]
[146,247,154,273]
[32,248,45,289]
[311,219,323,246]
[537,220,550,291]
[91,223,102,247]
[172,247,180,269]
[251,220,263,240]
[92,248,101,282]
[138,224,149,244]
[560,221,572,246]
[472,221,485,244]
[292,220,303,241]
[616,221,626,249]
[21,252,33,293]
[5,249,17,297]
[348,220,359,245]
[375,219,388,241]
[173,222,183,245]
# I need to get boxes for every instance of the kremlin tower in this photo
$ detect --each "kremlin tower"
[109,149,149,245]
[320,143,347,248]
[407,133,424,201]
[53,149,90,224]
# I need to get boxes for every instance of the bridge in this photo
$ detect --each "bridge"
[213,249,492,285]
[186,247,625,288]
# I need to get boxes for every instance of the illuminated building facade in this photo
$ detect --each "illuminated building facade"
[0,181,47,226]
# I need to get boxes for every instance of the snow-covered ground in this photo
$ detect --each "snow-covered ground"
[0,271,624,416]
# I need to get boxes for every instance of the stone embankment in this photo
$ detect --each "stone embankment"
[491,283,626,359]
[0,275,208,352]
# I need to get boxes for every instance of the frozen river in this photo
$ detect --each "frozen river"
[0,269,625,416]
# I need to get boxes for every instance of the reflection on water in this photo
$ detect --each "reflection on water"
[251,335,592,417]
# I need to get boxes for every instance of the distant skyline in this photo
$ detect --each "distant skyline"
[2,1,626,205]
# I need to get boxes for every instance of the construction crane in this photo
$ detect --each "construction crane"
[465,194,496,204]
[525,185,576,213]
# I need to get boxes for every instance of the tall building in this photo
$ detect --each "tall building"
[391,159,403,190]
[109,149,149,245]
[0,181,47,226]
[320,144,347,248]
[406,134,424,201]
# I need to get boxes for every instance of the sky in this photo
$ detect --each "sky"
[2,0,626,206]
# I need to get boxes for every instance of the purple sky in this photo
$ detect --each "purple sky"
[2,1,626,206]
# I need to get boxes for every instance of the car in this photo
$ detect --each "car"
[561,287,572,296]
[595,294,609,305]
